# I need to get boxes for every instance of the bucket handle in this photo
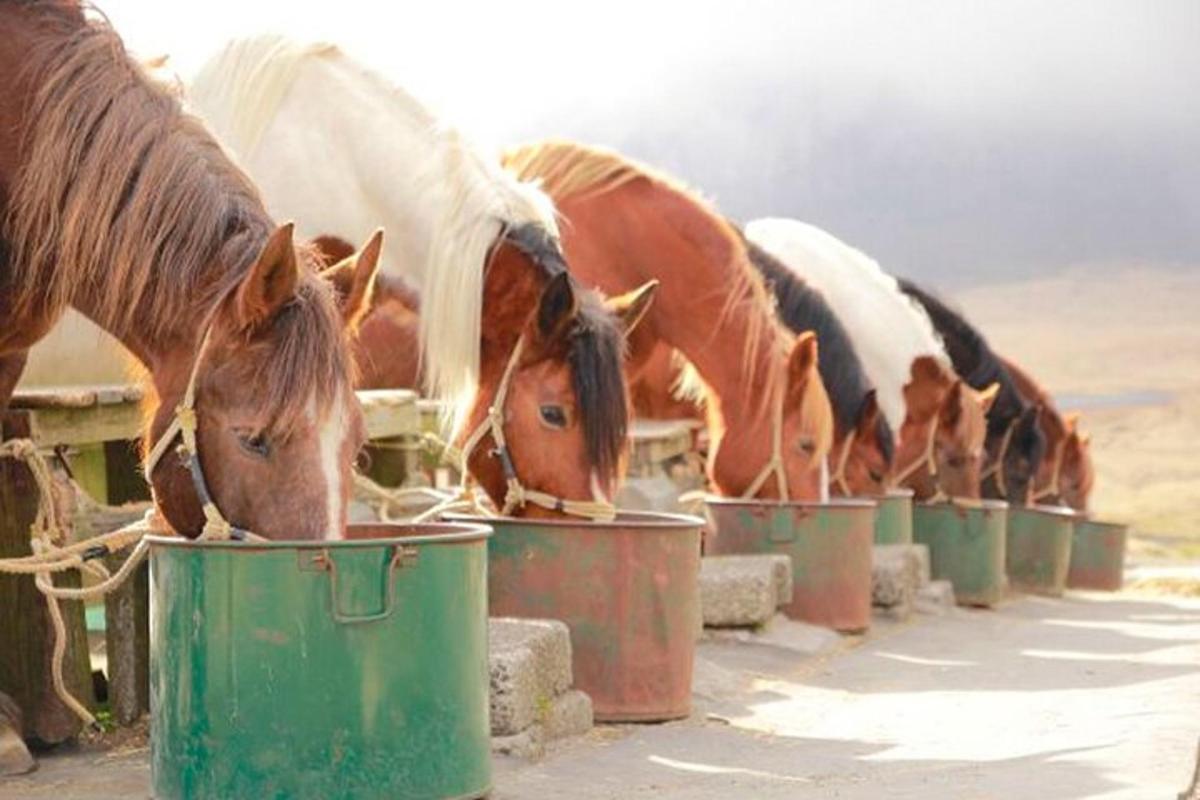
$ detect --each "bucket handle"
[317,545,418,625]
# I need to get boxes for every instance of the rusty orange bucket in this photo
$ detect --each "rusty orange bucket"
[453,512,703,723]
[704,498,876,632]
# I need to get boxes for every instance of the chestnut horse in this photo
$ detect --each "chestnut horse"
[188,37,655,517]
[0,5,373,539]
[745,218,997,500]
[899,280,1046,505]
[503,141,834,500]
[1001,356,1095,510]
[629,234,894,496]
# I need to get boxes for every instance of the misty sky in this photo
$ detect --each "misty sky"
[104,0,1200,287]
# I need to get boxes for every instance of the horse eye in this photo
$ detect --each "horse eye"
[798,438,816,455]
[539,404,567,430]
[946,455,966,469]
[236,431,271,459]
[868,469,884,483]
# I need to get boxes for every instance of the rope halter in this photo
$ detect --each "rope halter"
[741,362,790,501]
[979,416,1018,499]
[456,334,617,521]
[891,415,945,502]
[142,324,253,541]
[1031,434,1067,503]
[830,429,857,497]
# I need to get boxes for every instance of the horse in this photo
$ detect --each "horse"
[898,280,1046,505]
[187,37,657,517]
[1000,356,1095,510]
[627,234,894,497]
[0,4,374,540]
[503,141,834,501]
[744,218,997,500]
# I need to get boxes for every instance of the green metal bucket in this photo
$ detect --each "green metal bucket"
[873,489,914,545]
[1068,518,1128,591]
[1006,505,1076,596]
[705,499,877,632]
[461,512,703,723]
[149,522,493,800]
[913,501,1008,607]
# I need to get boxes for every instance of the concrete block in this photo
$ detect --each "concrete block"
[872,545,930,609]
[0,695,34,777]
[700,555,792,627]
[543,689,593,740]
[915,580,956,615]
[491,725,545,759]
[488,618,572,736]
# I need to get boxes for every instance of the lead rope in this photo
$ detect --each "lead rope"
[891,416,946,502]
[979,417,1017,499]
[1,321,264,729]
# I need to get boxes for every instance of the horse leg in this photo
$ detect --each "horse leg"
[0,349,28,417]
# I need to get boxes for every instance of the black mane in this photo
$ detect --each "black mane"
[506,224,628,482]
[896,279,1025,434]
[740,230,894,464]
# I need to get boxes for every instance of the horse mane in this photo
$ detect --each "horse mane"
[896,279,1026,432]
[742,232,895,461]
[190,36,562,432]
[744,218,949,432]
[5,12,347,433]
[503,140,781,418]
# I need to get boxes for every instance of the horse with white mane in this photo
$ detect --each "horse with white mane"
[185,36,654,517]
[745,218,998,500]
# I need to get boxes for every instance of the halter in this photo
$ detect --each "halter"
[1031,434,1067,503]
[979,416,1018,499]
[456,335,617,521]
[891,415,946,502]
[740,364,790,501]
[142,325,253,541]
[829,430,856,497]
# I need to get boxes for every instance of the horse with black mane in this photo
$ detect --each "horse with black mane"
[898,280,1045,505]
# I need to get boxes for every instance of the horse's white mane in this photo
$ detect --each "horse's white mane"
[745,218,949,431]
[188,35,561,431]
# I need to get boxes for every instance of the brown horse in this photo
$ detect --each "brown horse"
[1001,355,1095,510]
[0,4,374,540]
[503,141,834,500]
[893,357,998,501]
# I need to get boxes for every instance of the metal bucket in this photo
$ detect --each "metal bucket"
[873,488,914,545]
[464,512,702,723]
[1006,505,1076,596]
[705,499,876,632]
[149,522,493,800]
[1068,517,1128,591]
[913,501,1009,607]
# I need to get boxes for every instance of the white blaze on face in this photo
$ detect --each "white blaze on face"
[316,392,350,540]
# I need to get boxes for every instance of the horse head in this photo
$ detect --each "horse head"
[832,389,894,497]
[148,224,380,539]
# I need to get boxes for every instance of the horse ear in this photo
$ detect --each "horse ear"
[788,331,819,383]
[939,379,965,427]
[1064,411,1082,432]
[321,229,384,329]
[856,389,880,435]
[236,222,299,329]
[977,382,1001,415]
[536,271,579,341]
[606,280,658,334]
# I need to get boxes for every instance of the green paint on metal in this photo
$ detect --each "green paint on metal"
[1006,505,1075,597]
[913,502,1008,607]
[873,490,914,545]
[149,523,492,800]
[706,499,876,632]
[466,512,702,723]
[1068,518,1128,591]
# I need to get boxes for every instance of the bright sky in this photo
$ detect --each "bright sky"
[100,0,1200,281]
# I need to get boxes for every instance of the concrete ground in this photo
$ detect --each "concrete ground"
[4,591,1199,800]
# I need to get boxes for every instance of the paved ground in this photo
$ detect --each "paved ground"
[4,591,1199,799]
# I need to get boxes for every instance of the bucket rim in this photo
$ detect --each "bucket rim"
[145,521,493,549]
[703,496,878,510]
[877,488,915,500]
[444,510,704,530]
[1073,516,1130,532]
[1010,503,1080,519]
[914,498,1009,512]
